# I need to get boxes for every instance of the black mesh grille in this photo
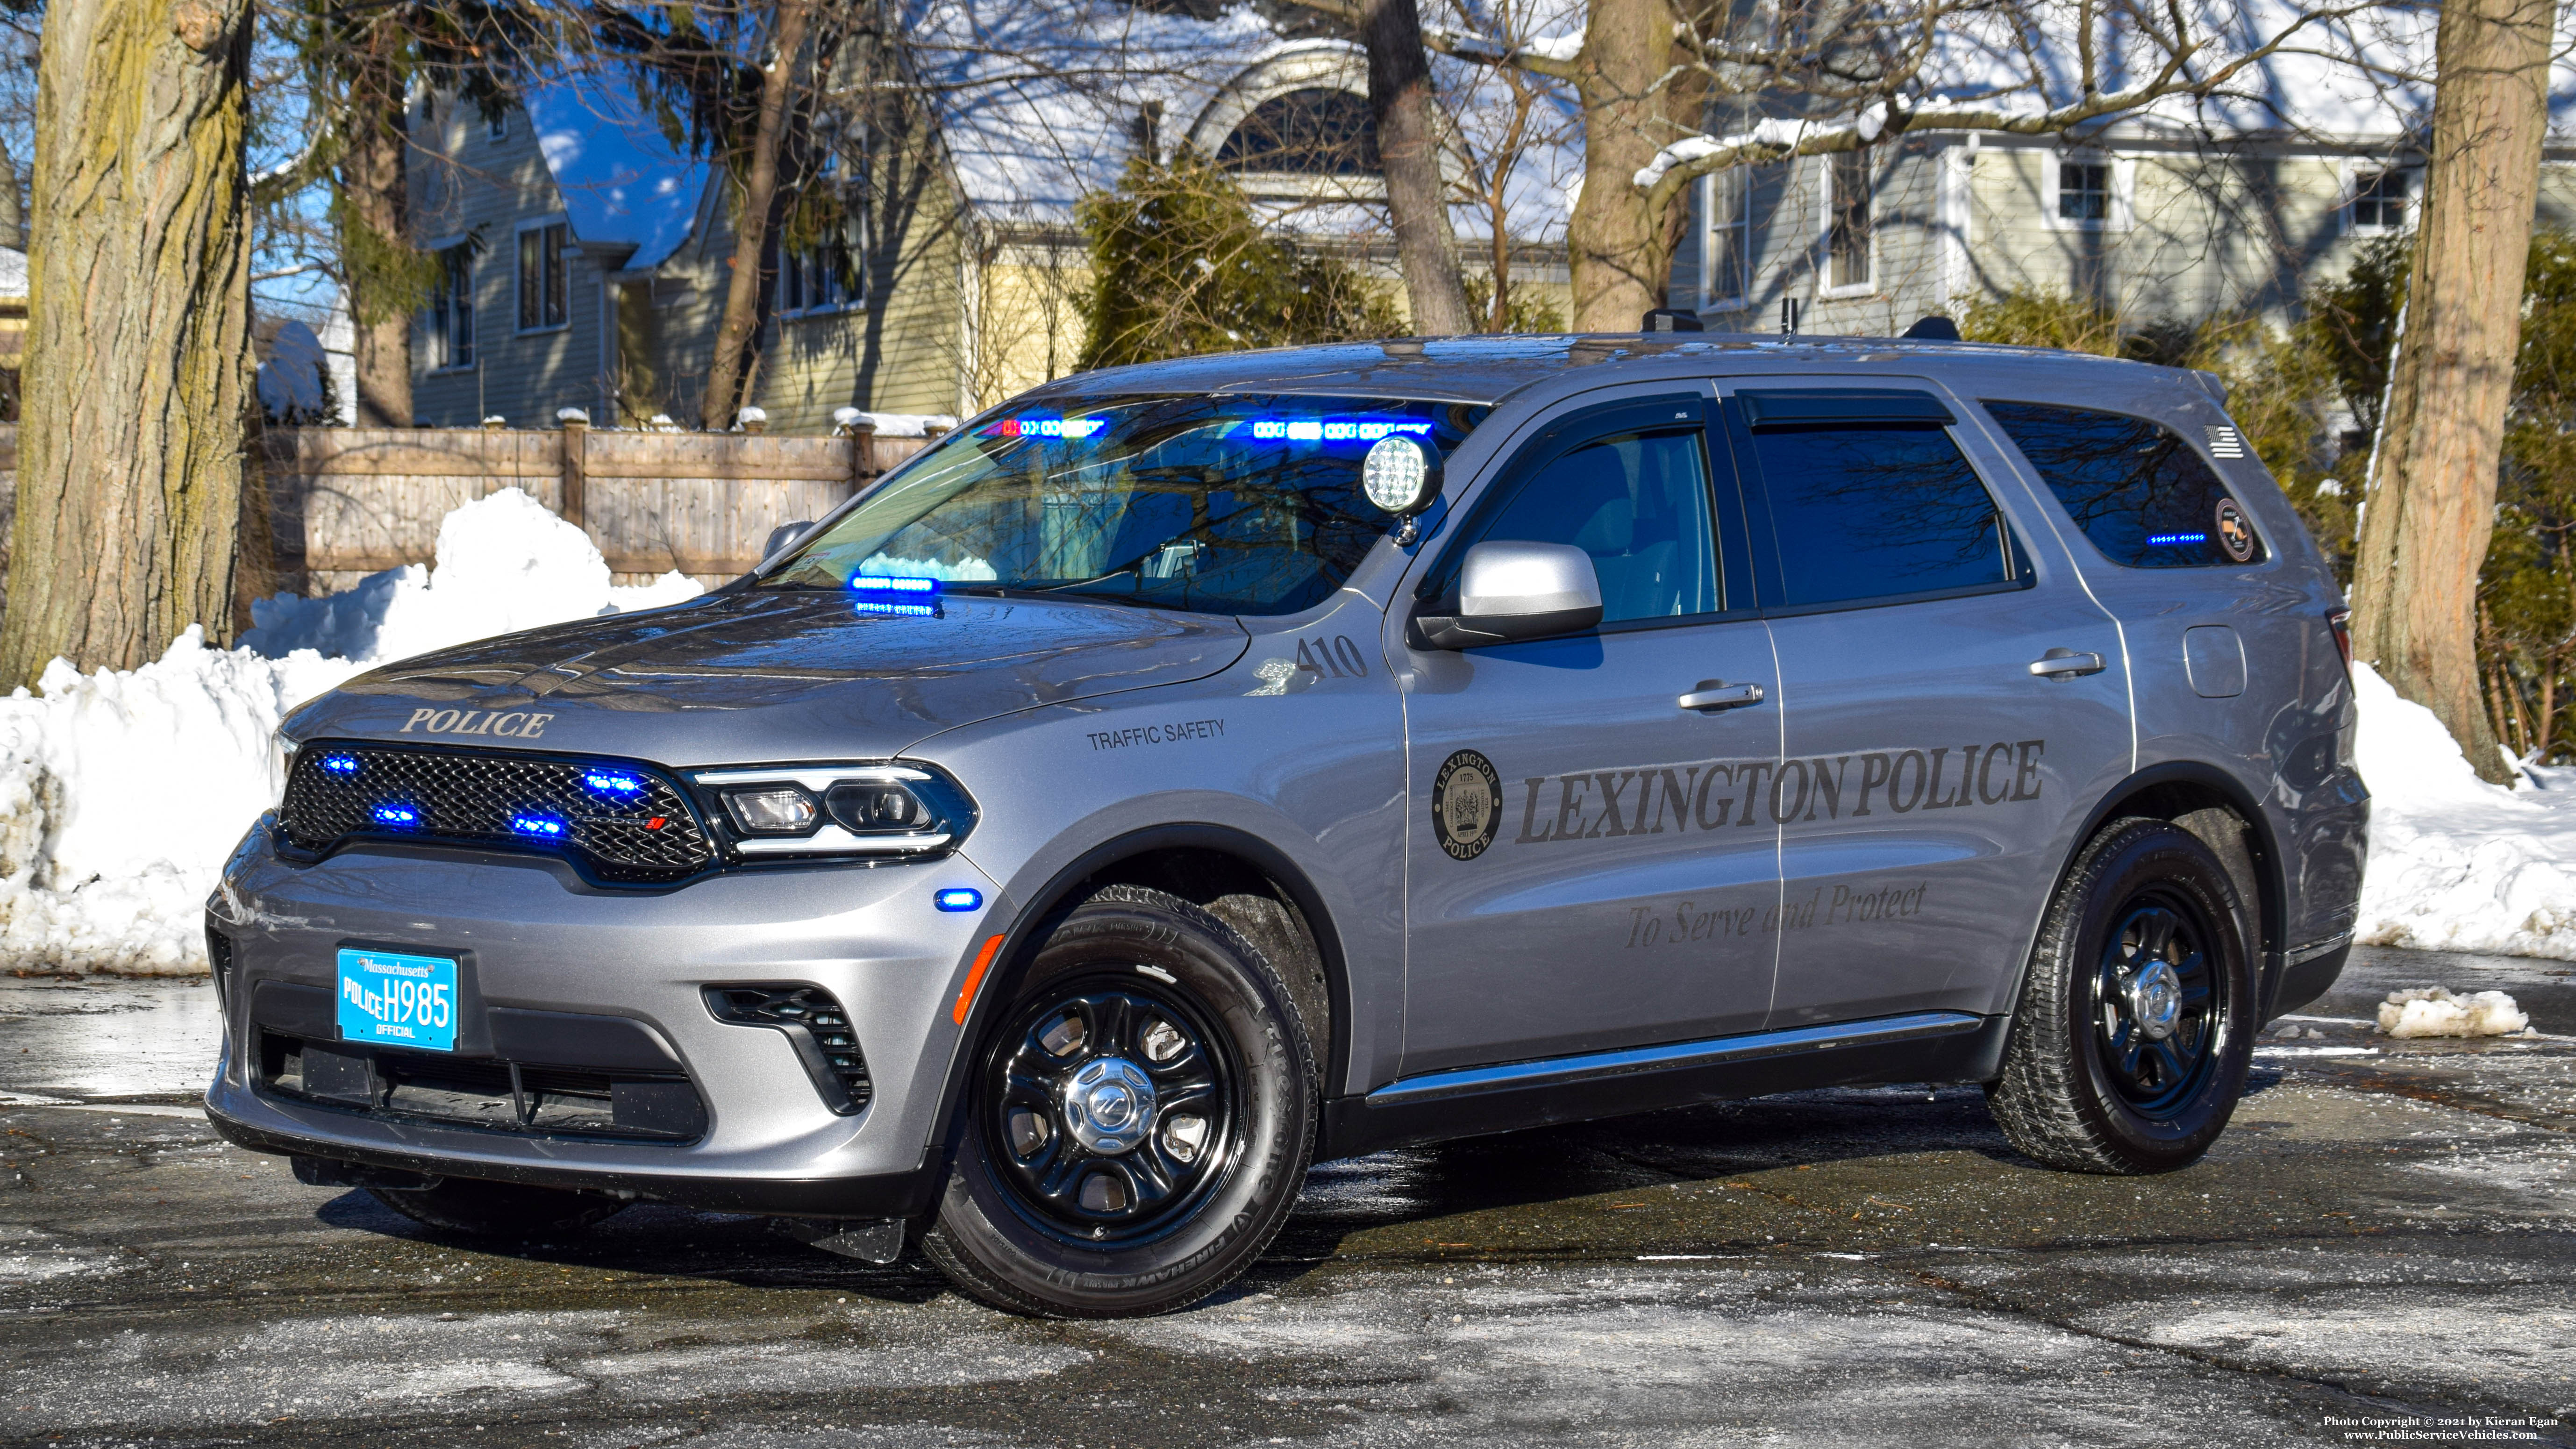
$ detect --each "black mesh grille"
[279,741,716,883]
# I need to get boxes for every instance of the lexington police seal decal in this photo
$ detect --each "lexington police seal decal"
[1432,749,1503,861]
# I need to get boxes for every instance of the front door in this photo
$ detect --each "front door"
[1715,383,2135,1028]
[1395,389,1785,1076]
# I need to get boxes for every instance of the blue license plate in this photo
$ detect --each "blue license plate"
[336,948,459,1052]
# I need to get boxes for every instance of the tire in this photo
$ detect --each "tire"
[371,1178,628,1236]
[1986,817,2257,1175]
[919,884,1317,1318]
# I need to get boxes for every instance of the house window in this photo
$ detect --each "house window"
[2058,162,2112,222]
[1703,168,1751,307]
[1216,89,1381,176]
[2353,169,2411,233]
[428,246,474,369]
[778,241,860,314]
[1827,148,1872,292]
[517,221,567,331]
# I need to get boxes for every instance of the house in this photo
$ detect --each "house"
[1668,16,2576,339]
[406,0,1576,432]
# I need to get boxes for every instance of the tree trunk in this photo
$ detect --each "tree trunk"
[1566,0,1669,332]
[338,29,412,427]
[2349,0,2552,785]
[0,132,23,251]
[1,0,254,684]
[700,0,812,432]
[1360,0,1471,336]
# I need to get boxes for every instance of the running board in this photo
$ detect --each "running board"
[1313,1009,2004,1159]
[1363,1011,1985,1108]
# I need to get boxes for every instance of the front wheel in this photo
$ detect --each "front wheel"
[919,884,1317,1318]
[1987,818,2256,1175]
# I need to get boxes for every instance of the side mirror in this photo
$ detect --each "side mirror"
[762,520,817,563]
[1412,541,1604,650]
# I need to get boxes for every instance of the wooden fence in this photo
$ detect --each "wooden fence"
[264,424,937,593]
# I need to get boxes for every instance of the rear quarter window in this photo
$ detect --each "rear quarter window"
[1981,400,2267,569]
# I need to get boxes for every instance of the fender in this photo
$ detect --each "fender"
[1986,758,2290,1073]
[912,821,1356,1191]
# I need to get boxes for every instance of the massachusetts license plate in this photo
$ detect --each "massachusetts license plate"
[336,948,459,1052]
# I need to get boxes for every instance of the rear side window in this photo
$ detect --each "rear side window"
[1732,413,2022,610]
[1981,400,2267,568]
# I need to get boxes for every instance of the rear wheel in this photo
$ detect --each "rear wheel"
[1987,818,2256,1175]
[920,884,1316,1318]
[371,1178,627,1236]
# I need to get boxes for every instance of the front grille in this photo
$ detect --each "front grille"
[279,741,716,884]
[706,984,873,1114]
[257,1032,708,1142]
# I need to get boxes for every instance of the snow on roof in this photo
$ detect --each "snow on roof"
[525,77,713,270]
[904,0,1577,243]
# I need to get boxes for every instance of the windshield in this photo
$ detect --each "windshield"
[759,394,1489,616]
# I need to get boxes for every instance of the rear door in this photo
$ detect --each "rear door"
[1715,383,2135,1028]
[1394,387,1784,1075]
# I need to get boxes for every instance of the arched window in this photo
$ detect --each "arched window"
[1216,88,1380,176]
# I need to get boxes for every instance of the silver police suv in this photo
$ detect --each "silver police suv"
[207,331,2366,1317]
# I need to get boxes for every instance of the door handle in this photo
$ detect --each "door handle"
[1678,681,1766,712]
[2029,648,2106,679]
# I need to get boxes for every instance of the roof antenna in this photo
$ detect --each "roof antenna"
[1779,298,1800,336]
[1641,307,1704,333]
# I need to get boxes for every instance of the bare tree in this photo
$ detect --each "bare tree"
[701,0,815,431]
[2351,0,2557,783]
[1363,0,1472,334]
[2,0,254,682]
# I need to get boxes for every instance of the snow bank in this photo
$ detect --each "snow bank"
[4,489,700,975]
[2376,987,2531,1038]
[2349,663,2576,960]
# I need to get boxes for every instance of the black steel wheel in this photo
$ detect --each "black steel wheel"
[1988,817,2255,1175]
[984,978,1240,1243]
[920,884,1317,1318]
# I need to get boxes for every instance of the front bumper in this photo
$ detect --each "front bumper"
[206,821,1002,1217]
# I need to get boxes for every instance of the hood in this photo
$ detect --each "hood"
[282,591,1251,765]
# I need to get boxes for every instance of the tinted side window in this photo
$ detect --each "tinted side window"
[1738,421,2018,609]
[1473,428,1721,623]
[1981,400,2268,568]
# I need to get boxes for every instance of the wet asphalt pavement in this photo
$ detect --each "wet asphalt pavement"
[0,949,2573,1448]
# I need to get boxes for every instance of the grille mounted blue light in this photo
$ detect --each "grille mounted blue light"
[583,770,645,796]
[2147,531,2209,546]
[934,887,983,912]
[509,812,568,839]
[319,752,361,776]
[371,802,421,828]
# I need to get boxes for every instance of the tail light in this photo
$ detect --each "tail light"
[2327,609,2354,677]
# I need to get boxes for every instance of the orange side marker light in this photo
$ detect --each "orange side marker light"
[953,934,1007,1026]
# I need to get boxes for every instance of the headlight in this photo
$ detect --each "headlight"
[690,764,972,857]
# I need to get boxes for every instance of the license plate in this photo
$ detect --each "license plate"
[336,948,459,1052]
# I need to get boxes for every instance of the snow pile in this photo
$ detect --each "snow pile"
[2376,987,2532,1039]
[2350,663,2576,960]
[3,489,700,975]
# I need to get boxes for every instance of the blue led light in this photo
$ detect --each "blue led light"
[850,574,941,595]
[935,887,984,913]
[509,812,568,839]
[2146,531,2209,546]
[1241,417,1433,443]
[987,415,1106,440]
[583,770,645,796]
[371,802,420,828]
[320,752,361,776]
[854,600,939,617]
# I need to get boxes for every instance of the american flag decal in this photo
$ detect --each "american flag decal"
[2205,425,2247,458]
